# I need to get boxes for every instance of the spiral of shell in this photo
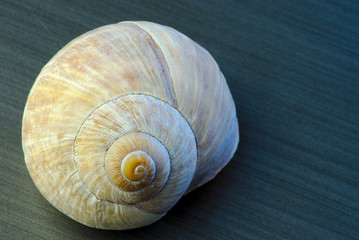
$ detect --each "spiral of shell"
[22,21,239,229]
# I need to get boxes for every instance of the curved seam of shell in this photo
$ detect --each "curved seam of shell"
[127,22,200,190]
[125,22,178,107]
[71,93,198,207]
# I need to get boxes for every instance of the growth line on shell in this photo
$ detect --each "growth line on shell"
[128,22,178,107]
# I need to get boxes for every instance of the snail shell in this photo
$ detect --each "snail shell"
[22,21,239,230]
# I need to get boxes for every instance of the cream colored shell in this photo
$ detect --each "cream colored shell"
[22,21,239,230]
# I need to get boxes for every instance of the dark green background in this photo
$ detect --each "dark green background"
[1,0,358,239]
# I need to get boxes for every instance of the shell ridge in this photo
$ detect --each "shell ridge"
[126,22,178,107]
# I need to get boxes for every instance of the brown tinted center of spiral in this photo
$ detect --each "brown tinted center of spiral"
[121,151,154,181]
[105,133,159,192]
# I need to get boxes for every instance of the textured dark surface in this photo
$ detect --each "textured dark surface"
[1,0,359,239]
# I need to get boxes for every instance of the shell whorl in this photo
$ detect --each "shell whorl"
[22,21,239,229]
[73,94,197,209]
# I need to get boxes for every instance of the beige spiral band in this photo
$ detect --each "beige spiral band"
[73,94,197,213]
